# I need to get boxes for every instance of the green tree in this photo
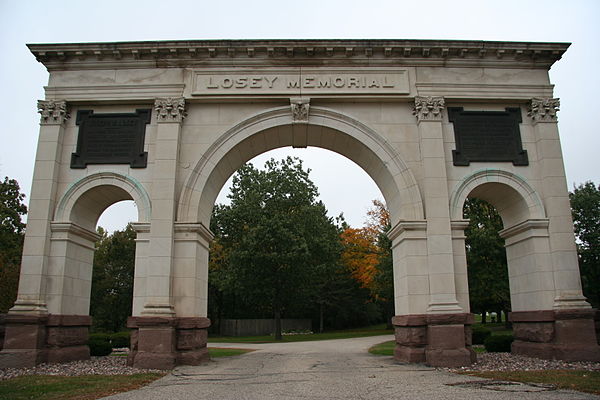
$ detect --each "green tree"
[464,197,510,323]
[210,157,341,339]
[570,181,600,308]
[90,224,136,332]
[0,177,27,313]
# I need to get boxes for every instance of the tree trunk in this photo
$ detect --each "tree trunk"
[274,305,282,341]
[496,309,503,323]
[319,303,324,333]
[481,311,487,324]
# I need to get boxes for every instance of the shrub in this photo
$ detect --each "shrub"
[471,326,492,345]
[110,331,131,348]
[89,333,111,342]
[484,334,514,352]
[88,336,112,356]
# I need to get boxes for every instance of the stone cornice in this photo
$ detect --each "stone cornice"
[27,39,570,71]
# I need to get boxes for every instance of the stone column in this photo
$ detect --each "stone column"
[528,98,589,310]
[390,221,429,363]
[129,98,185,369]
[450,220,470,312]
[508,99,600,361]
[131,222,150,316]
[11,100,69,316]
[0,101,70,368]
[413,96,462,314]
[391,98,473,367]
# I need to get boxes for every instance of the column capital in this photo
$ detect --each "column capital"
[528,97,560,123]
[37,100,70,125]
[290,97,310,123]
[413,96,445,122]
[154,97,186,123]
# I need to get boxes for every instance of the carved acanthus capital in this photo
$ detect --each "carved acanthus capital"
[528,97,560,123]
[413,96,445,122]
[37,100,70,125]
[290,98,310,123]
[155,97,186,123]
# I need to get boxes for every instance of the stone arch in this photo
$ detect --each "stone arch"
[177,106,423,226]
[449,168,554,315]
[449,168,546,228]
[55,171,151,231]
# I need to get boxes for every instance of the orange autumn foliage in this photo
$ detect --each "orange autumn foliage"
[340,200,390,290]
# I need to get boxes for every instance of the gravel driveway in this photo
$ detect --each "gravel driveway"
[100,335,598,400]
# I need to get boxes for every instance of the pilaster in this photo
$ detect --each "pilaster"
[11,100,70,315]
[413,96,461,313]
[528,98,589,310]
[143,98,186,316]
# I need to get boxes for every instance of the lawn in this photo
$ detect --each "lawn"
[0,347,253,400]
[208,324,393,343]
[0,373,165,400]
[209,347,255,357]
[463,370,600,395]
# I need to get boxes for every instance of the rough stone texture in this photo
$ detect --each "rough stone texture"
[0,314,91,368]
[127,317,210,370]
[0,314,5,351]
[393,313,475,367]
[394,345,425,363]
[510,309,600,361]
[513,322,554,342]
[394,326,427,347]
[427,325,465,350]
[0,315,48,368]
[595,310,600,345]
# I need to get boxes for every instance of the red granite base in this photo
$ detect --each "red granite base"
[127,317,210,370]
[0,314,91,368]
[392,313,476,367]
[510,309,600,362]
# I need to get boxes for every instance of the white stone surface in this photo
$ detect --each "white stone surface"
[9,39,588,324]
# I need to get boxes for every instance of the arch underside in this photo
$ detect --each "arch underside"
[450,169,546,228]
[178,107,424,226]
[54,172,152,232]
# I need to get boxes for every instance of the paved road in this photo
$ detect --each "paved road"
[104,335,597,399]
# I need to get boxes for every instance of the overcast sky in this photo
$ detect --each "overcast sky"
[0,0,598,232]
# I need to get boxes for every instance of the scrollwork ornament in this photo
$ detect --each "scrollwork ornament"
[155,97,186,123]
[291,98,310,122]
[37,100,70,125]
[413,96,445,121]
[528,97,560,123]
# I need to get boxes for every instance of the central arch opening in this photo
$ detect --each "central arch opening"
[208,147,393,338]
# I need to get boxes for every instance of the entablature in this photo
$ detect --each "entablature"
[28,39,569,71]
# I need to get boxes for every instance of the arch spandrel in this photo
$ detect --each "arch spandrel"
[177,106,424,226]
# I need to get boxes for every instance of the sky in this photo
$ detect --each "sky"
[0,0,598,232]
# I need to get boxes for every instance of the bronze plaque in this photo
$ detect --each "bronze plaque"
[71,109,151,168]
[449,107,528,166]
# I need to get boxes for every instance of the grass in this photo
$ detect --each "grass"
[209,347,255,357]
[0,373,165,400]
[368,340,395,356]
[462,370,600,395]
[208,324,393,343]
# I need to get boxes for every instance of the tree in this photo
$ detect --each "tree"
[339,227,379,289]
[0,177,27,313]
[90,224,136,332]
[210,157,341,339]
[570,181,600,308]
[463,197,510,323]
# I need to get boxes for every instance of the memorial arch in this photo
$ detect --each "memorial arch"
[1,39,598,369]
